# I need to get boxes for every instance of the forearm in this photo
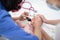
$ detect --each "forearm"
[34,27,42,40]
[40,15,60,25]
[44,20,60,25]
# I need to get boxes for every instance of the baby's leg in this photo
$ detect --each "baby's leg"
[41,28,53,40]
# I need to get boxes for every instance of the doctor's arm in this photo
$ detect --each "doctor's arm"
[31,15,43,40]
[40,15,60,25]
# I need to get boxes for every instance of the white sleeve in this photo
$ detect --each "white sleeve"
[55,23,60,27]
[55,23,60,40]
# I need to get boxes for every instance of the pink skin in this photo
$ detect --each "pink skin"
[56,0,60,7]
[23,23,34,34]
[15,20,34,34]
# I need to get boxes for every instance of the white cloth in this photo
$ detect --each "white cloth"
[55,23,60,40]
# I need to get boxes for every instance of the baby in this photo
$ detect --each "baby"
[13,12,34,34]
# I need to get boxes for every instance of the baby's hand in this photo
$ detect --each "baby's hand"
[31,15,43,28]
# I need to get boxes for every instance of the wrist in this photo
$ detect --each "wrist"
[44,19,47,23]
[34,26,41,29]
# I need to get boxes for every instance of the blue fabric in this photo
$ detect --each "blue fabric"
[0,2,5,9]
[0,2,39,40]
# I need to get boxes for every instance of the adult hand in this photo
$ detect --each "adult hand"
[31,15,43,28]
[38,14,47,23]
[31,15,43,40]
